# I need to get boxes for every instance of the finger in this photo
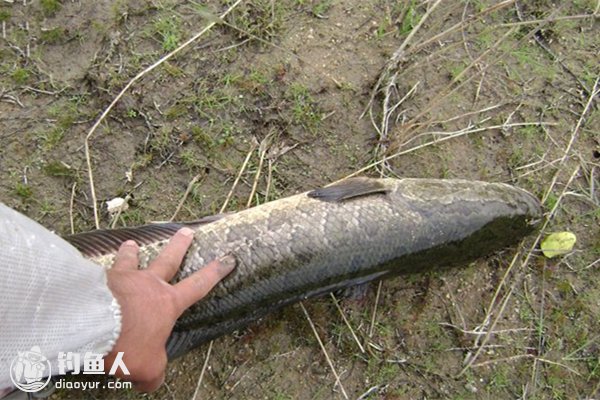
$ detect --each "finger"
[147,227,195,281]
[173,255,236,314]
[112,240,140,271]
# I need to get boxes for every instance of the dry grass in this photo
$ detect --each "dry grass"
[0,0,598,398]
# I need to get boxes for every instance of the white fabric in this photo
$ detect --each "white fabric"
[0,204,121,389]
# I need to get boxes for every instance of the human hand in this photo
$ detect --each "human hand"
[104,227,236,392]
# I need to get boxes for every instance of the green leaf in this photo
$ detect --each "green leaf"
[541,232,577,258]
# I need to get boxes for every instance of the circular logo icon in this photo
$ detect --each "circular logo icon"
[9,346,51,393]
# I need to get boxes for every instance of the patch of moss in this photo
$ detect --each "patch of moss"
[0,10,11,22]
[40,27,66,44]
[11,68,30,85]
[43,161,76,179]
[40,0,62,16]
[14,182,33,200]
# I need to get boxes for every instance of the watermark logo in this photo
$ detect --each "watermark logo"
[9,346,51,393]
[57,351,129,376]
[10,348,130,393]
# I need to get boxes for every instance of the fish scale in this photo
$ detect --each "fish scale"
[66,178,542,359]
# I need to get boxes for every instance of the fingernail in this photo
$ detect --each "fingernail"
[123,240,137,247]
[179,227,194,237]
[218,254,237,272]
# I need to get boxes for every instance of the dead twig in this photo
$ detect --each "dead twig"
[343,121,554,180]
[84,0,244,229]
[300,302,349,400]
[246,134,272,208]
[499,13,599,27]
[458,285,515,377]
[220,140,258,213]
[170,173,204,221]
[368,281,383,338]
[439,322,534,336]
[330,293,365,354]
[542,77,599,204]
[192,341,213,400]
[69,182,77,235]
[460,164,580,378]
[514,1,591,96]
[363,0,444,117]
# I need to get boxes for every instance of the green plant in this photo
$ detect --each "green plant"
[148,127,173,154]
[215,122,237,147]
[544,192,558,210]
[121,209,145,226]
[271,391,293,400]
[226,0,283,41]
[47,102,78,130]
[36,127,64,149]
[249,70,268,85]
[132,153,153,170]
[518,125,542,139]
[191,126,215,149]
[510,44,557,81]
[508,147,524,169]
[11,68,30,85]
[44,161,76,178]
[38,200,56,217]
[14,183,33,200]
[40,0,61,16]
[110,0,127,22]
[311,1,331,17]
[60,113,76,131]
[0,10,11,22]
[487,365,510,390]
[153,15,181,51]
[220,73,242,87]
[162,61,185,78]
[40,27,66,44]
[165,103,187,120]
[287,83,321,133]
[180,148,203,170]
[193,86,237,115]
[399,0,420,36]
[448,61,467,82]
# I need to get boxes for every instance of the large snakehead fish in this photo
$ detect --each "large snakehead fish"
[65,178,542,359]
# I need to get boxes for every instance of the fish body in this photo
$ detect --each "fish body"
[66,178,542,358]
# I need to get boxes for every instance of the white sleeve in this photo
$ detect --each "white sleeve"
[0,203,121,389]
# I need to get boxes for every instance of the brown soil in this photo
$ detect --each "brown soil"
[0,0,598,399]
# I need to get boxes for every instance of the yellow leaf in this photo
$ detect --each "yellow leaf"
[541,232,577,258]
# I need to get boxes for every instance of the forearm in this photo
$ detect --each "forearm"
[0,204,121,389]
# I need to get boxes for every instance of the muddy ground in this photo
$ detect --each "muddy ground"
[0,0,599,399]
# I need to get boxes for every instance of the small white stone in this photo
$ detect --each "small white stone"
[106,197,129,215]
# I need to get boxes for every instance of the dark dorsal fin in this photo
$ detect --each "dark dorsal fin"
[307,178,389,203]
[65,214,225,258]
